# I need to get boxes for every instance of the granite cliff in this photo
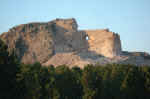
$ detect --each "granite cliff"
[0,18,150,67]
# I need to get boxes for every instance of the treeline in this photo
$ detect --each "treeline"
[1,39,150,99]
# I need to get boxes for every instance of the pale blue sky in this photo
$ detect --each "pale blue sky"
[0,0,150,53]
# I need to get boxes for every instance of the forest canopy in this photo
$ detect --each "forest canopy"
[0,39,150,99]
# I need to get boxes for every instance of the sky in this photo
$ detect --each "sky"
[0,0,150,53]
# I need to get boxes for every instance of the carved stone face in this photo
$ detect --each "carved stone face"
[84,30,122,58]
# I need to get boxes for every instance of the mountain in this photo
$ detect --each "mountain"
[0,18,150,67]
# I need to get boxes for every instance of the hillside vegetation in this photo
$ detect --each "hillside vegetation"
[0,39,150,99]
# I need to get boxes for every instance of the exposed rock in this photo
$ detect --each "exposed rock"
[0,18,87,64]
[43,52,91,68]
[0,22,55,64]
[84,29,122,58]
[0,18,149,67]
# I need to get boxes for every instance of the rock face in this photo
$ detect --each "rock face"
[0,22,55,64]
[1,18,149,67]
[84,29,122,58]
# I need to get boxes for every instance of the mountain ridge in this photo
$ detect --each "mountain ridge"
[0,18,150,67]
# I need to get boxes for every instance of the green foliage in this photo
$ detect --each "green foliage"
[1,39,150,99]
[120,65,145,99]
[139,66,150,99]
[0,39,19,99]
[81,65,102,99]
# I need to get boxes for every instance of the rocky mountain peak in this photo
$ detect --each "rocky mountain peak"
[50,18,78,31]
[1,18,149,67]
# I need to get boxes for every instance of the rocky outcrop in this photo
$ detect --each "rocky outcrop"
[1,18,149,67]
[0,18,88,64]
[0,22,55,64]
[84,29,122,58]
